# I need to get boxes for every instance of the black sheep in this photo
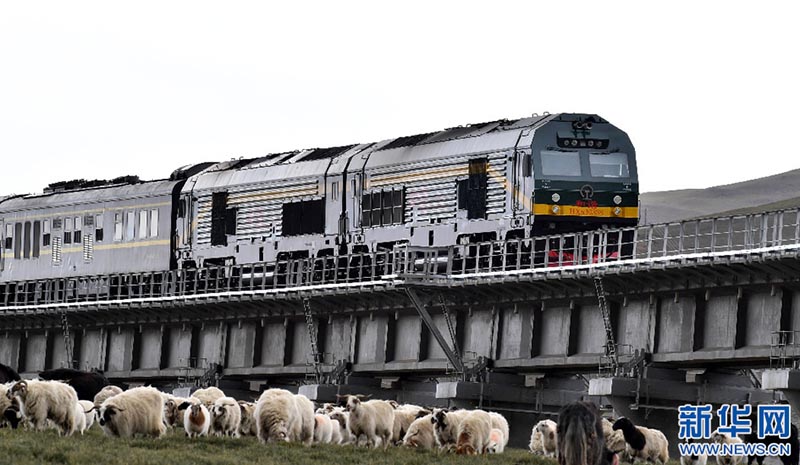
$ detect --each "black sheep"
[0,363,20,384]
[558,401,618,465]
[613,417,647,451]
[38,368,110,401]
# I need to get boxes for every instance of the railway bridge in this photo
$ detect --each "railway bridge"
[2,208,800,450]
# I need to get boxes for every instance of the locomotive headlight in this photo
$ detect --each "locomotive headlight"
[613,207,622,216]
[570,139,578,147]
[588,140,595,147]
[613,195,622,205]
[551,193,560,203]
[552,205,560,214]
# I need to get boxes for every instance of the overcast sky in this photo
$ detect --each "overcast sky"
[1,2,798,196]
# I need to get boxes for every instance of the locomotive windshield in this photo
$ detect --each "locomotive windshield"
[540,151,581,177]
[589,152,629,178]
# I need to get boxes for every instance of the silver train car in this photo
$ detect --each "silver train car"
[177,113,638,268]
[0,113,638,282]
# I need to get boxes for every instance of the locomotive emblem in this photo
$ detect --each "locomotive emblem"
[580,184,594,200]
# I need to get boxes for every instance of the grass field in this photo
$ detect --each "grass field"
[0,427,555,465]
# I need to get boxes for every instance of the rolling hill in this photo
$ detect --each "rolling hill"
[640,168,800,224]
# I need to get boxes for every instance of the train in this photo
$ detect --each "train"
[0,113,638,284]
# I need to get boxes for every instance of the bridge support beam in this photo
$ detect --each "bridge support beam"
[590,367,776,457]
[761,369,800,416]
[298,376,440,407]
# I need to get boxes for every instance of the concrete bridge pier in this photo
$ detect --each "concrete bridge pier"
[435,372,588,448]
[590,367,777,457]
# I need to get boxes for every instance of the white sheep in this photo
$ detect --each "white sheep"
[487,427,506,454]
[612,417,669,465]
[530,419,558,457]
[181,399,211,438]
[710,431,744,465]
[97,386,166,438]
[343,395,395,449]
[78,400,95,432]
[314,413,335,443]
[329,410,354,444]
[403,414,436,450]
[238,401,257,436]
[679,440,708,465]
[7,379,79,436]
[191,386,225,406]
[455,409,493,455]
[210,396,241,437]
[392,404,429,445]
[254,389,314,445]
[489,412,509,448]
[73,401,87,434]
[330,418,343,444]
[432,408,471,451]
[93,385,123,406]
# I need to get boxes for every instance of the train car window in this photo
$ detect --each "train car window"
[392,189,404,224]
[589,152,629,178]
[23,222,32,259]
[371,192,381,227]
[211,192,228,246]
[467,158,488,220]
[177,198,187,218]
[523,153,532,176]
[74,216,82,244]
[14,223,22,259]
[138,210,148,239]
[362,188,405,227]
[64,217,73,244]
[95,214,104,242]
[281,199,325,236]
[225,208,236,236]
[381,190,393,225]
[126,211,135,240]
[457,179,468,210]
[540,151,581,177]
[43,220,51,247]
[362,193,372,226]
[114,213,123,241]
[32,221,40,258]
[331,182,339,201]
[3,224,11,250]
[149,209,158,237]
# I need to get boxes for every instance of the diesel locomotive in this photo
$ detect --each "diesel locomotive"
[0,113,638,283]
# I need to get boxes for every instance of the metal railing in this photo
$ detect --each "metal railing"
[0,250,400,308]
[401,208,800,279]
[770,330,800,369]
[1,208,799,309]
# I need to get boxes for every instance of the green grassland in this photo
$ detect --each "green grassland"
[0,427,552,465]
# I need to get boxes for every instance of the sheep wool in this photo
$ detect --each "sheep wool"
[9,379,79,436]
[403,414,436,450]
[455,409,493,455]
[98,386,166,438]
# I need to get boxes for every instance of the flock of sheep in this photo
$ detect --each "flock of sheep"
[1,369,798,465]
[0,377,513,455]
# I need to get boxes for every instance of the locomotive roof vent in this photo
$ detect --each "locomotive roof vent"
[43,175,141,194]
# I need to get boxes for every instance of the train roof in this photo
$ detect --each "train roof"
[0,179,179,214]
[186,113,592,190]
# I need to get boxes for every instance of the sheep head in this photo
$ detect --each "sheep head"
[8,380,27,400]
